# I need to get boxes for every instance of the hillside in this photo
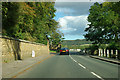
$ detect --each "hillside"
[62,39,92,45]
[61,39,92,49]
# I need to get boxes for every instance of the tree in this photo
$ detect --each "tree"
[84,2,120,47]
[84,2,120,59]
[2,2,64,46]
[2,2,20,37]
[49,30,64,50]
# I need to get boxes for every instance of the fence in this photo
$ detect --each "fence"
[98,49,119,59]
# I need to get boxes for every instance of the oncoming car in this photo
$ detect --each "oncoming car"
[59,48,69,55]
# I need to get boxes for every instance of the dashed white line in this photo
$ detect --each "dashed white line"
[91,72,104,80]
[73,60,77,62]
[69,55,104,80]
[69,55,86,69]
[78,63,86,69]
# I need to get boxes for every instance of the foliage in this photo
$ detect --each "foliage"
[2,2,20,37]
[2,2,63,46]
[49,30,64,50]
[85,44,99,55]
[50,50,56,53]
[84,2,120,50]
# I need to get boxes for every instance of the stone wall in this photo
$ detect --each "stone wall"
[1,36,49,63]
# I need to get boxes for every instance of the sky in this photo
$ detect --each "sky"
[54,1,96,40]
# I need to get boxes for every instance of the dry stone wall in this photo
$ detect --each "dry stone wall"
[1,36,49,63]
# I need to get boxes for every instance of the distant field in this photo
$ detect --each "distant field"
[79,44,91,46]
[62,39,92,45]
[61,39,92,49]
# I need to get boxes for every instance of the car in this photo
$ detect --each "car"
[59,48,69,55]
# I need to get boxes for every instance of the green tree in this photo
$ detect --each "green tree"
[84,2,120,47]
[84,2,120,59]
[2,2,63,46]
[49,30,64,50]
[2,2,20,37]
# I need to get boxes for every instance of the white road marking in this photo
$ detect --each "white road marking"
[69,55,73,59]
[73,59,77,62]
[78,63,86,69]
[69,55,86,69]
[91,72,104,80]
[69,55,104,80]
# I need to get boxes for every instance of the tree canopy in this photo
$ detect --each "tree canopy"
[84,2,120,50]
[2,2,63,47]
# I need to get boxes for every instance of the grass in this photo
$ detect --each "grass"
[50,50,56,53]
[62,44,91,49]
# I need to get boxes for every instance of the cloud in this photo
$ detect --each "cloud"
[58,15,89,36]
[55,2,94,16]
[54,2,94,39]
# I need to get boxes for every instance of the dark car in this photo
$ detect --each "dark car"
[60,48,69,55]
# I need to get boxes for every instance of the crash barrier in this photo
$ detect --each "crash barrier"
[0,35,49,63]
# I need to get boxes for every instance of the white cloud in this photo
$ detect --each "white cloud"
[58,15,89,35]
[59,18,67,28]
[54,2,94,39]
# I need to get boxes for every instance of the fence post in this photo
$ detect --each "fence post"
[101,49,103,57]
[111,50,113,58]
[99,49,101,56]
[116,50,118,59]
[107,50,109,58]
[104,49,106,57]
[100,49,101,56]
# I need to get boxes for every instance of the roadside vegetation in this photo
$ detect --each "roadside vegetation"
[50,50,56,53]
[84,2,120,59]
[2,2,63,48]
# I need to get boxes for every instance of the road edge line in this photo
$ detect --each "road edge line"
[91,72,104,80]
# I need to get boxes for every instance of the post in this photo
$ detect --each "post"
[104,49,106,57]
[107,50,109,58]
[99,49,101,56]
[116,50,118,59]
[32,50,35,58]
[101,49,103,57]
[111,50,113,58]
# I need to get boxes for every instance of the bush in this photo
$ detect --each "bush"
[86,44,99,55]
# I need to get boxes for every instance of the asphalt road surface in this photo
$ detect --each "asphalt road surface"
[16,51,119,80]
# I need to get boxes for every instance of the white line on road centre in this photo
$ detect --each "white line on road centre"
[91,72,104,80]
[69,55,104,80]
[73,59,77,62]
[78,63,86,69]
[69,55,86,69]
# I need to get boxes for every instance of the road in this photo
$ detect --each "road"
[16,51,119,80]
